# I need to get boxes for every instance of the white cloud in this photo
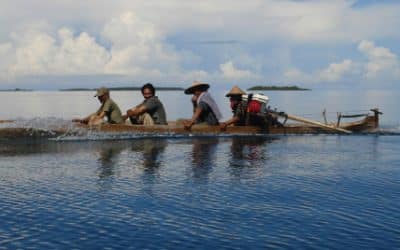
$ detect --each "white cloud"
[2,1,400,44]
[318,59,353,82]
[358,40,400,79]
[284,59,355,84]
[219,61,258,80]
[284,41,400,85]
[102,12,181,76]
[6,28,110,78]
[0,1,400,87]
[0,11,187,84]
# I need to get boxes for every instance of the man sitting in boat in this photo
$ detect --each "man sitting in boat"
[123,83,167,125]
[183,81,222,130]
[220,86,282,130]
[220,86,248,130]
[72,87,124,125]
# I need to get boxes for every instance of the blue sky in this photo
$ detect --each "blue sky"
[0,0,399,90]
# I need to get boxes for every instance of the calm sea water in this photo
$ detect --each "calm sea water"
[0,90,399,249]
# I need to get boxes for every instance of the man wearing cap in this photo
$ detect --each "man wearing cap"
[72,87,124,125]
[220,86,248,130]
[183,81,222,130]
[123,83,167,125]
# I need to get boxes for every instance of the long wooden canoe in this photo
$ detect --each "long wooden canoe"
[0,109,381,139]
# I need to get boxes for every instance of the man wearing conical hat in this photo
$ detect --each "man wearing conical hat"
[220,86,248,130]
[72,87,124,125]
[183,81,222,129]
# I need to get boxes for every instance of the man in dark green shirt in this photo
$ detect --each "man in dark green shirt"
[220,86,247,130]
[123,83,167,125]
[73,87,124,125]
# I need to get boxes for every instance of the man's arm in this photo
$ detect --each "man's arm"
[72,112,97,124]
[184,107,202,130]
[220,116,240,130]
[126,105,147,117]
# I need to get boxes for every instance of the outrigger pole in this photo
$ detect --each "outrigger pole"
[271,111,352,134]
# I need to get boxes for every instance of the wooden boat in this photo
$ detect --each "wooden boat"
[0,108,382,139]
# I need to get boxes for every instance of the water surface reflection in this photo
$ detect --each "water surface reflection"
[228,136,273,180]
[131,139,167,195]
[131,139,167,170]
[188,138,219,183]
[95,143,126,191]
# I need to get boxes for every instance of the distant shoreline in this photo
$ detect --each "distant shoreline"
[247,85,310,91]
[59,87,184,91]
[0,88,33,92]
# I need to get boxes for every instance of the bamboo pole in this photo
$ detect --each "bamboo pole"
[284,113,352,134]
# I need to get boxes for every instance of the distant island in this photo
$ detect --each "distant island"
[60,86,184,91]
[248,85,310,91]
[0,88,33,92]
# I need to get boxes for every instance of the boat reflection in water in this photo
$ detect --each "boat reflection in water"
[94,142,124,192]
[188,138,219,183]
[131,139,167,195]
[131,139,167,170]
[228,136,275,180]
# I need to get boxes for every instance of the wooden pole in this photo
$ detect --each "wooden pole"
[284,113,352,134]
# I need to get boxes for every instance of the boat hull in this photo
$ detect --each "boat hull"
[0,112,379,139]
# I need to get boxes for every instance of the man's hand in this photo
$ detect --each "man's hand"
[183,120,194,130]
[220,122,228,131]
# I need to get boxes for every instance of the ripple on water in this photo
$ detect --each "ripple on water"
[0,135,400,248]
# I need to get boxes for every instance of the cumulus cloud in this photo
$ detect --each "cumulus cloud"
[318,59,353,82]
[1,27,110,81]
[358,40,400,79]
[219,61,258,79]
[0,1,400,87]
[0,11,188,84]
[102,12,181,76]
[284,41,400,85]
[284,59,354,84]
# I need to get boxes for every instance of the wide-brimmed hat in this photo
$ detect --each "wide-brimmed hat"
[226,86,246,97]
[94,87,109,97]
[184,81,210,94]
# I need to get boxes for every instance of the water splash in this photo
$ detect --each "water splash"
[52,131,257,141]
[372,125,400,135]
[0,117,70,130]
[0,117,90,139]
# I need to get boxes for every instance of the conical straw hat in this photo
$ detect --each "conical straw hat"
[184,81,210,94]
[225,86,246,97]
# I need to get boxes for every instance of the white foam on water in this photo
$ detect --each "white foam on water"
[0,117,70,130]
[0,117,88,138]
[52,131,241,141]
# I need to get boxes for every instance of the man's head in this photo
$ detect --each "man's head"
[184,81,210,96]
[141,83,155,99]
[94,87,110,103]
[225,86,245,109]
